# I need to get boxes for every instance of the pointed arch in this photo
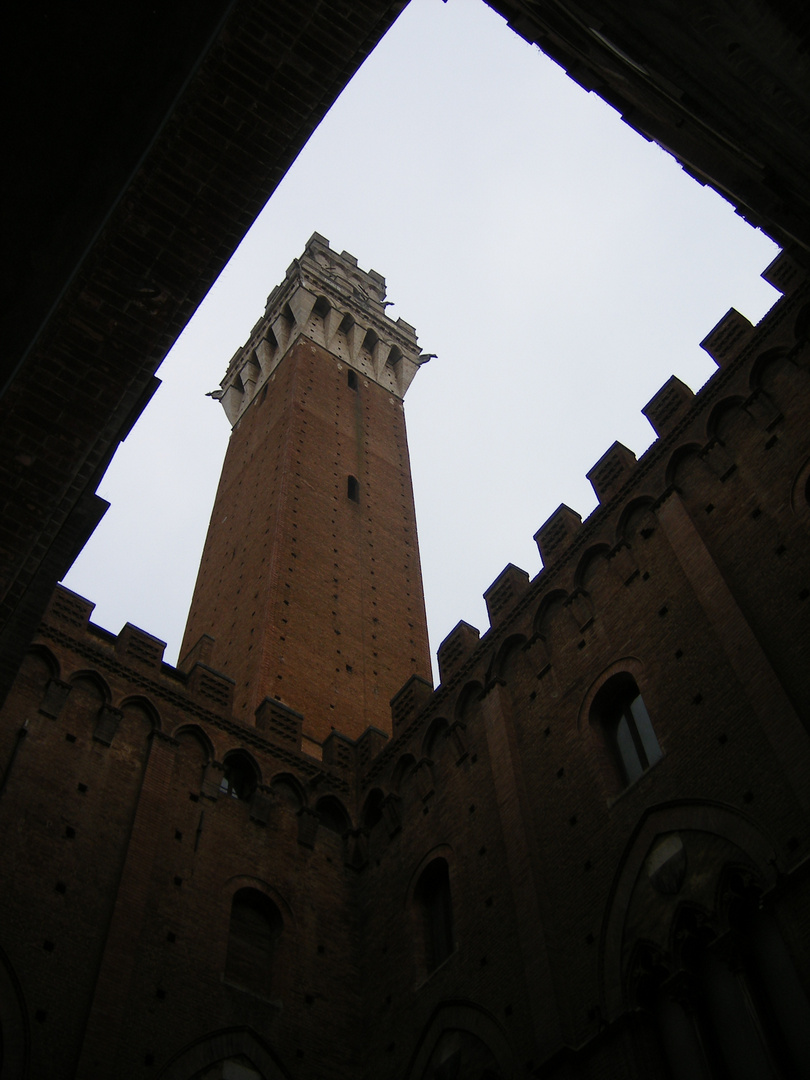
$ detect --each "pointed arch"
[119,694,161,732]
[574,542,612,591]
[270,772,305,812]
[171,723,215,763]
[156,1026,292,1080]
[454,680,483,725]
[750,346,790,390]
[68,668,111,703]
[532,588,569,641]
[490,633,528,683]
[393,753,417,793]
[705,395,746,441]
[24,642,60,681]
[403,1000,515,1080]
[361,787,385,831]
[599,801,780,1021]
[616,496,657,543]
[315,794,351,834]
[665,442,703,489]
[422,717,449,761]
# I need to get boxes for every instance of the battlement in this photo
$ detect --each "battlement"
[213,233,432,425]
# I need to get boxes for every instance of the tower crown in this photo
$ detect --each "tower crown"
[217,232,428,425]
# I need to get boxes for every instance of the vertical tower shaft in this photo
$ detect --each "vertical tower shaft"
[180,234,432,746]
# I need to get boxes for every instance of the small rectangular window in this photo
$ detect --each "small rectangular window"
[347,475,359,502]
[347,370,358,390]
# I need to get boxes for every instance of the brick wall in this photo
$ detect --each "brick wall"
[181,337,431,744]
[1,256,809,1078]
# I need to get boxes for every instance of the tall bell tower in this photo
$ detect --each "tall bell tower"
[180,233,432,748]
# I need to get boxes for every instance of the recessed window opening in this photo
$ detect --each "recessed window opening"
[225,888,282,995]
[347,475,359,502]
[316,795,350,834]
[415,858,454,972]
[347,369,358,390]
[219,752,258,801]
[592,673,661,787]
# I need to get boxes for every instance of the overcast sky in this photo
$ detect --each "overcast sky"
[64,0,780,683]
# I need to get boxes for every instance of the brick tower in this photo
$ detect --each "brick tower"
[180,233,432,747]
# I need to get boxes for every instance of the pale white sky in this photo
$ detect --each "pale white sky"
[64,0,780,683]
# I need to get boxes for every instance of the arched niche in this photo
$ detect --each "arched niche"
[422,717,449,762]
[454,681,483,728]
[171,725,213,801]
[269,772,305,813]
[574,543,612,594]
[6,645,61,717]
[705,395,747,443]
[119,695,161,734]
[20,643,59,688]
[68,669,111,703]
[392,753,418,794]
[664,442,704,491]
[750,346,792,392]
[532,589,571,649]
[60,670,111,737]
[315,794,351,835]
[616,496,658,544]
[490,633,529,685]
[172,723,215,763]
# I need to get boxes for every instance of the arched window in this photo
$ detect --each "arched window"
[219,751,258,801]
[591,673,661,787]
[316,795,351,834]
[224,888,282,996]
[415,858,454,972]
[361,788,384,831]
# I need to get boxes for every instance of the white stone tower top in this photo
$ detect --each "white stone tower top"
[213,232,432,425]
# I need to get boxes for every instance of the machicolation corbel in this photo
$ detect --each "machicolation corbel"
[642,376,695,437]
[437,622,480,685]
[484,564,530,627]
[535,505,582,567]
[587,442,637,504]
[701,308,754,366]
[390,675,433,736]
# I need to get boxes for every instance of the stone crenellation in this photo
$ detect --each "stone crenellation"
[214,233,431,425]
